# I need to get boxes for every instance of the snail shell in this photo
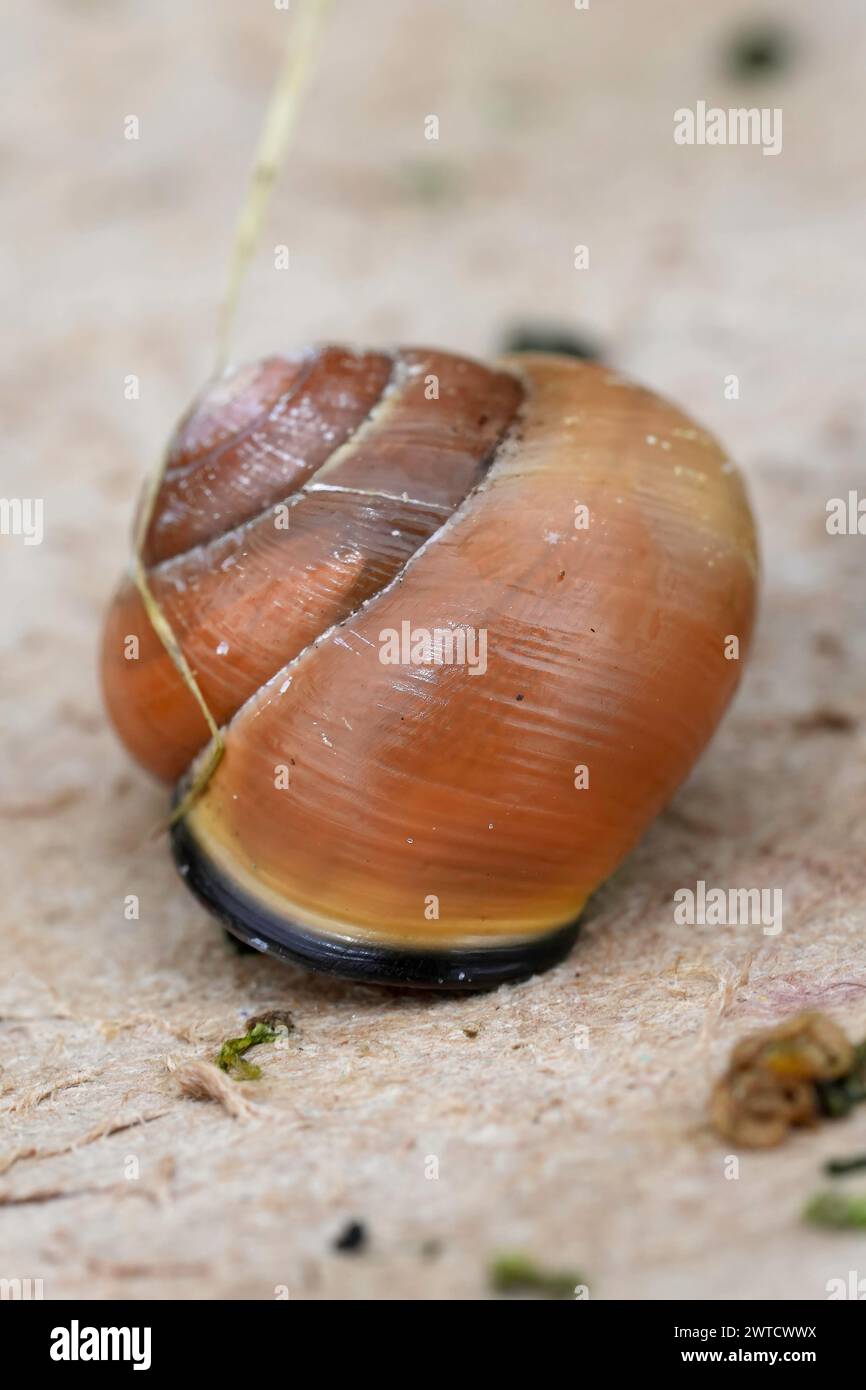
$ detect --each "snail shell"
[102,346,758,987]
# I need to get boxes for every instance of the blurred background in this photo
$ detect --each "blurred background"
[1,0,865,1300]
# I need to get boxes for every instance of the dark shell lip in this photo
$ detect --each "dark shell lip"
[171,817,581,991]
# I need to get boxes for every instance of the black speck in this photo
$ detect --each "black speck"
[589,627,596,633]
[725,23,795,81]
[500,323,602,361]
[515,693,524,702]
[333,1220,367,1254]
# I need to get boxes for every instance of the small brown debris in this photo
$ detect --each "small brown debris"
[793,707,857,734]
[730,1011,853,1082]
[174,1059,261,1119]
[244,1008,294,1034]
[812,630,846,660]
[711,1065,818,1148]
[710,1012,855,1148]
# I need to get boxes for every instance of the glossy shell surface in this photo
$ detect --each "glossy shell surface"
[102,346,758,984]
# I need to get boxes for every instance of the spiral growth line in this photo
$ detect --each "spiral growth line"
[132,0,335,825]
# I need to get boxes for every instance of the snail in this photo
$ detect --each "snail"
[101,344,758,988]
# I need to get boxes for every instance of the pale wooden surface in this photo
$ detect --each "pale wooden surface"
[2,0,866,1300]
